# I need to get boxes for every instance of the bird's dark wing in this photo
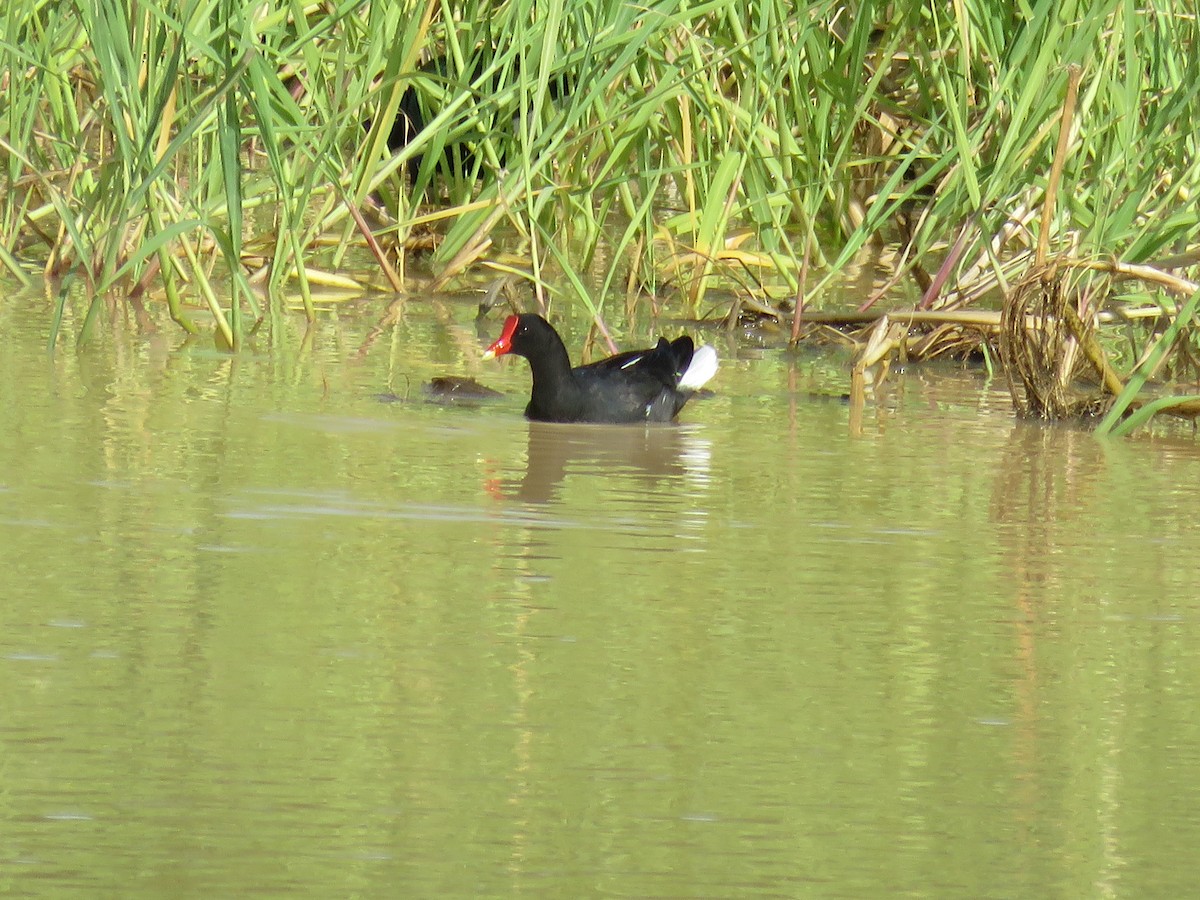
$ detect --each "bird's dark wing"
[577,337,695,384]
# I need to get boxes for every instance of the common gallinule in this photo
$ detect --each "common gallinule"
[381,54,573,188]
[481,314,718,423]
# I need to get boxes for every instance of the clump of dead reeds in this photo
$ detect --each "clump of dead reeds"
[998,261,1120,420]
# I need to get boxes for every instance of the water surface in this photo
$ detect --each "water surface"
[2,293,1199,896]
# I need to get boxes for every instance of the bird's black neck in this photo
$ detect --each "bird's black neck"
[524,334,580,420]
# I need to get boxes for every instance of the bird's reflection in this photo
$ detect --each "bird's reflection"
[498,421,712,504]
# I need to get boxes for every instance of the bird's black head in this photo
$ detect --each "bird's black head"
[482,314,556,360]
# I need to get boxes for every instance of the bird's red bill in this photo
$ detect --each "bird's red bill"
[484,314,520,357]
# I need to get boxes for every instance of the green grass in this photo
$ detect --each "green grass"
[1,0,1198,348]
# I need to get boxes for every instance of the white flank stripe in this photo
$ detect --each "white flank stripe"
[679,345,718,389]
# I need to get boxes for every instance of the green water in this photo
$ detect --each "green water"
[2,293,1200,897]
